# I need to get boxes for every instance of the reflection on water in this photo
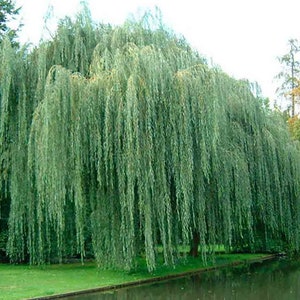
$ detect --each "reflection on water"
[67,258,300,300]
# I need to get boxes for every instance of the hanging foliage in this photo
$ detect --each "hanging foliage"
[1,8,300,271]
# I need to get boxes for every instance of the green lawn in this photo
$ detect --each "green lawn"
[0,253,271,300]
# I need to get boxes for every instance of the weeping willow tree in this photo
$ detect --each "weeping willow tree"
[1,7,300,271]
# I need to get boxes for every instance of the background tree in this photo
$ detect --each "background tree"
[276,39,300,117]
[287,116,300,141]
[0,0,21,45]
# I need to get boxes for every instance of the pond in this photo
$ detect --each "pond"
[66,258,300,299]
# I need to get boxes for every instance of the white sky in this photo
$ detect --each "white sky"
[14,0,300,102]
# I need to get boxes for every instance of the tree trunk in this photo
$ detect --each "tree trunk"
[189,231,200,257]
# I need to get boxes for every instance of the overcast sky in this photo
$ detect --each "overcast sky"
[14,0,300,103]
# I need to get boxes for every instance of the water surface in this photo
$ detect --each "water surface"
[67,258,300,299]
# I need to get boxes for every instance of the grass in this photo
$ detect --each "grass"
[0,253,271,300]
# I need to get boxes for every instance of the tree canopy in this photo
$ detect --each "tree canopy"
[1,9,300,271]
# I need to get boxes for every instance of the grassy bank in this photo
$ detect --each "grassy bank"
[0,253,272,300]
